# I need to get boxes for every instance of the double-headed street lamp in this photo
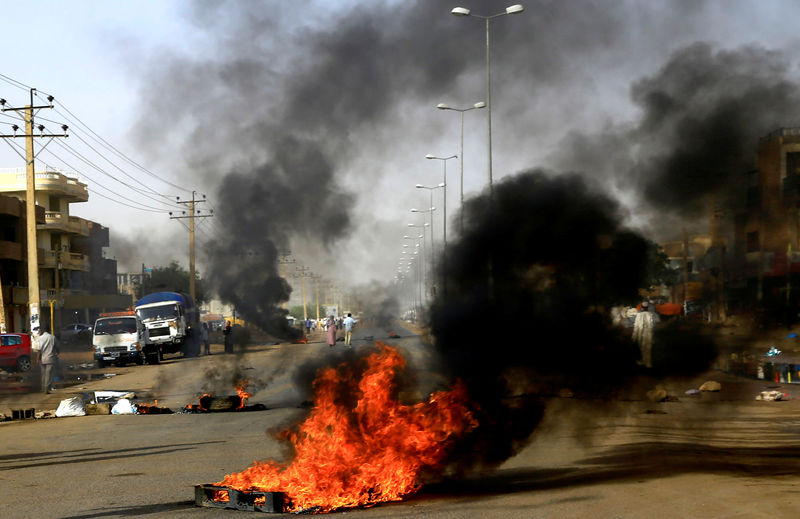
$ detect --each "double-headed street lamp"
[425,154,457,253]
[451,4,524,197]
[437,101,485,231]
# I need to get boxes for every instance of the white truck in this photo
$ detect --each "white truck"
[135,291,200,362]
[93,312,149,368]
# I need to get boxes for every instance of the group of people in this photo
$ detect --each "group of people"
[325,313,356,348]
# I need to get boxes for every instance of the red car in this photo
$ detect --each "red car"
[0,332,32,372]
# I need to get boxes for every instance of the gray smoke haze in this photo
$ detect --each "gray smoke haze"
[549,42,800,239]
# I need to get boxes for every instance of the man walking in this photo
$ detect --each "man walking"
[34,326,58,394]
[202,322,210,355]
[223,321,232,354]
[632,302,658,368]
[343,313,356,347]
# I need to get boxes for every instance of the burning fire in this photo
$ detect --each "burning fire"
[236,380,252,409]
[216,342,477,513]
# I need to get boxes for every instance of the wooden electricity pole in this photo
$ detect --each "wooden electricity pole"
[0,89,68,332]
[170,191,212,302]
[278,250,294,309]
[296,266,310,320]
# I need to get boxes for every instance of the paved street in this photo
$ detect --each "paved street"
[2,323,800,518]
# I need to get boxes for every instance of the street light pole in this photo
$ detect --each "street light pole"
[451,4,524,198]
[425,155,457,253]
[437,101,485,232]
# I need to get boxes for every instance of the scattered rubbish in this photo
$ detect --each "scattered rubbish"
[646,387,668,402]
[85,403,112,415]
[194,484,285,513]
[699,381,721,392]
[136,403,173,414]
[756,390,790,401]
[55,396,86,417]
[11,408,35,420]
[788,333,798,339]
[685,389,701,396]
[644,409,667,414]
[766,346,782,357]
[111,399,136,415]
[94,390,135,403]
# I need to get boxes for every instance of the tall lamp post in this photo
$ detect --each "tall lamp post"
[425,154,457,253]
[414,184,443,261]
[408,222,431,299]
[451,4,524,197]
[437,101,485,231]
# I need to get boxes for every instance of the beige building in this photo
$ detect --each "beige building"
[0,166,131,332]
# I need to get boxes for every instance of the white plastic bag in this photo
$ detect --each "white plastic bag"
[55,396,86,417]
[111,398,136,415]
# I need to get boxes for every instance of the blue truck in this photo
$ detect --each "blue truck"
[134,292,200,363]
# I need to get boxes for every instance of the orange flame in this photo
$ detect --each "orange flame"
[217,342,477,513]
[236,380,252,409]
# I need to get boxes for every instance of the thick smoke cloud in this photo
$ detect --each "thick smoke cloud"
[430,171,716,470]
[551,43,800,237]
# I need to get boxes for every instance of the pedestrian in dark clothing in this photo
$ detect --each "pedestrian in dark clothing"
[223,321,233,353]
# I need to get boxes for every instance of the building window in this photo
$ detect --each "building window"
[747,231,759,253]
[789,152,800,177]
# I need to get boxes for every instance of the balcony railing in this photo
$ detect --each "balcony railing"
[42,211,91,236]
[40,249,90,271]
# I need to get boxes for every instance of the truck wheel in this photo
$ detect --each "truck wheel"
[95,359,106,369]
[147,349,161,365]
[15,355,31,372]
[135,355,145,365]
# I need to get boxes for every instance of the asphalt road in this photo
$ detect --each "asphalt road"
[2,323,800,518]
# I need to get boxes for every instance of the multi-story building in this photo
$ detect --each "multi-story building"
[0,191,44,331]
[733,128,800,311]
[0,166,131,331]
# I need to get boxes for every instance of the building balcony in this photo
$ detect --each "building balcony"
[41,211,91,236]
[0,168,88,202]
[0,240,23,261]
[39,249,90,272]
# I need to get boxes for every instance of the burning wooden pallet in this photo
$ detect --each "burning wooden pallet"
[194,484,285,513]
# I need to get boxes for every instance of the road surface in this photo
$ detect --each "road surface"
[1,323,800,518]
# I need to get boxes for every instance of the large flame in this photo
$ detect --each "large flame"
[217,342,477,513]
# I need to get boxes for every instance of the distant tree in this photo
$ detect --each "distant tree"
[144,260,208,304]
[288,305,308,321]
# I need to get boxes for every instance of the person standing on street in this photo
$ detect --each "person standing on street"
[343,313,356,347]
[202,322,210,355]
[326,315,337,348]
[632,302,658,368]
[223,320,233,354]
[34,326,58,394]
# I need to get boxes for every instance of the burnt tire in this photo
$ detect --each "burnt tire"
[15,355,31,372]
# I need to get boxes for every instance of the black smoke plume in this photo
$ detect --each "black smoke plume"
[430,170,716,471]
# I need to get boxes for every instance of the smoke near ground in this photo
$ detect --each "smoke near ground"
[429,171,717,471]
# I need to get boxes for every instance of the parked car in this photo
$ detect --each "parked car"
[0,332,32,372]
[61,323,92,343]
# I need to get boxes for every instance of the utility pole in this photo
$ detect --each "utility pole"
[296,266,310,320]
[313,275,321,321]
[0,89,68,332]
[278,250,294,309]
[170,191,212,302]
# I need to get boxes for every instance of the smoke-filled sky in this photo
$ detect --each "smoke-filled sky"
[3,0,800,288]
